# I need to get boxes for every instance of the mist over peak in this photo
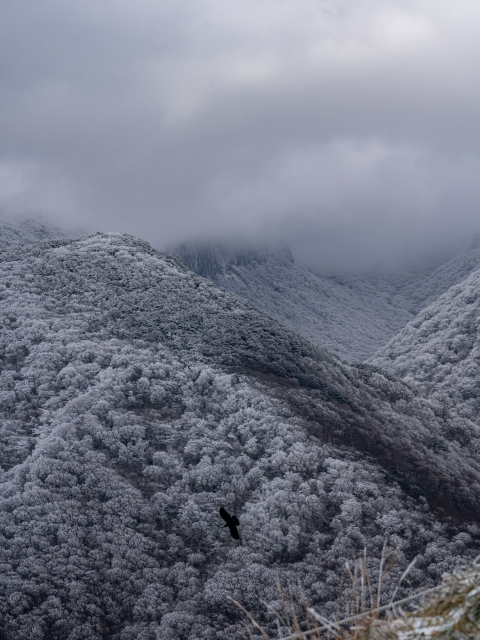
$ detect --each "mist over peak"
[1,1,480,273]
[171,234,480,362]
[170,240,293,279]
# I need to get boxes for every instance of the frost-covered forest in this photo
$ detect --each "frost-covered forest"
[372,262,480,431]
[173,238,480,361]
[0,232,480,639]
[0,214,79,251]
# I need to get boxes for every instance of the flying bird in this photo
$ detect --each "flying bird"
[219,507,240,540]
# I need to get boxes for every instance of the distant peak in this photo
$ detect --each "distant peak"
[471,232,480,249]
[169,241,294,278]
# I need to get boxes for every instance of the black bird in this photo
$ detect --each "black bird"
[219,507,240,540]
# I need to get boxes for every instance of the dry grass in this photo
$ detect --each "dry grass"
[230,547,480,640]
[366,555,480,640]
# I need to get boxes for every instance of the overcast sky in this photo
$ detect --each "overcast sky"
[1,0,480,272]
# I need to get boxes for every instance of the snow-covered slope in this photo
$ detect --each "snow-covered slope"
[371,265,480,434]
[171,244,420,362]
[0,233,479,640]
[0,214,79,249]
[392,234,480,312]
[172,239,480,363]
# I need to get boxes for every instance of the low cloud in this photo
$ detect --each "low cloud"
[1,0,479,271]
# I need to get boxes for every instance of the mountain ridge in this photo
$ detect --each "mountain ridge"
[0,232,479,639]
[0,213,82,250]
[172,239,480,362]
[371,264,480,433]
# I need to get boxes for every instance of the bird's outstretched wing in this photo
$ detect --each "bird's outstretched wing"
[219,507,231,523]
[229,525,240,540]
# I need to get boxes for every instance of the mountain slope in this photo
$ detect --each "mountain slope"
[371,265,480,435]
[0,214,79,249]
[0,233,479,640]
[396,234,480,312]
[172,239,480,362]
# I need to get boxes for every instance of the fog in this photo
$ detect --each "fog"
[1,0,479,272]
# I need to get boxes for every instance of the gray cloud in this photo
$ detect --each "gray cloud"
[1,0,480,272]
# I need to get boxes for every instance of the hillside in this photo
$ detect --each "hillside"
[0,233,479,640]
[0,214,79,250]
[371,265,480,435]
[172,239,480,362]
[397,234,480,311]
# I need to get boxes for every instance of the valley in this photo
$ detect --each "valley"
[0,231,479,639]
